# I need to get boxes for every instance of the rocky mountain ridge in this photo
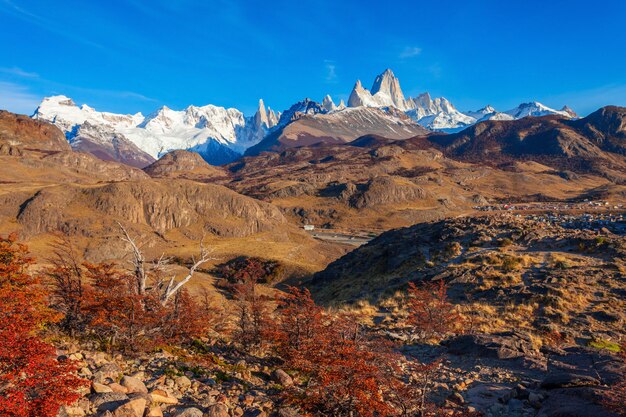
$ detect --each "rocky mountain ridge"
[32,96,280,166]
[346,69,573,131]
[28,69,578,168]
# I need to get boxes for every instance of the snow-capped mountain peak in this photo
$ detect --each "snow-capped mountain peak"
[346,70,575,131]
[348,69,410,111]
[254,99,270,129]
[561,106,578,118]
[277,98,326,126]
[31,69,578,167]
[33,95,274,165]
[505,101,571,119]
[465,105,498,119]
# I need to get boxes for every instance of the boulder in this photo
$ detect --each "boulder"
[271,369,293,387]
[121,376,148,394]
[175,407,204,417]
[89,392,129,412]
[146,406,164,417]
[92,382,113,394]
[57,405,87,417]
[93,363,123,384]
[540,372,600,389]
[206,404,230,417]
[149,388,179,405]
[108,397,147,417]
[444,331,535,360]
[175,375,192,389]
[109,383,129,394]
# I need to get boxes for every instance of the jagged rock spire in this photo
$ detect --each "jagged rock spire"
[254,99,269,129]
[370,69,408,110]
[347,80,368,108]
[322,95,336,112]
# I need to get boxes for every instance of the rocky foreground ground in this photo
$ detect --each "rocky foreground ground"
[54,328,624,417]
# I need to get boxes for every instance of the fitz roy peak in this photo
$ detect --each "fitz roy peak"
[346,69,574,131]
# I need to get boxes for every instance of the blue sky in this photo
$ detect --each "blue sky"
[2,0,626,117]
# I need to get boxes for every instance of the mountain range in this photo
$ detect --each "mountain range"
[32,69,576,167]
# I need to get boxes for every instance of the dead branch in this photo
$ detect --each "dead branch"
[117,222,147,295]
[161,238,213,305]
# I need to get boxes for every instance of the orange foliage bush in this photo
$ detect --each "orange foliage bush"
[217,256,284,285]
[83,262,165,351]
[162,289,216,343]
[268,286,444,417]
[0,234,85,417]
[233,273,272,351]
[407,280,461,341]
[46,253,213,352]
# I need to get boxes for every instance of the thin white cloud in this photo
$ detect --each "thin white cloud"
[0,67,39,78]
[0,82,42,115]
[324,60,338,83]
[399,46,422,59]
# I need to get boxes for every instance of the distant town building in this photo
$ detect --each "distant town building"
[303,225,315,231]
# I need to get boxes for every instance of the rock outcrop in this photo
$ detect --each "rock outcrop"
[143,150,228,180]
[17,179,288,238]
[343,176,428,209]
[0,109,70,153]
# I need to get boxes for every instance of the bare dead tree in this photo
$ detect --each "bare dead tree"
[149,253,171,291]
[117,222,147,295]
[161,238,213,305]
[117,222,213,305]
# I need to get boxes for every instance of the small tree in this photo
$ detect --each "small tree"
[44,230,216,351]
[234,273,271,352]
[0,234,85,417]
[46,235,86,336]
[161,289,213,343]
[270,286,327,369]
[83,262,165,351]
[407,280,461,342]
[117,223,213,305]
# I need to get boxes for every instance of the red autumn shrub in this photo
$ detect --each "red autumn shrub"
[83,262,168,351]
[0,233,85,417]
[268,286,326,370]
[233,273,272,351]
[269,286,447,417]
[46,255,213,352]
[217,256,284,285]
[407,280,461,341]
[161,289,214,343]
